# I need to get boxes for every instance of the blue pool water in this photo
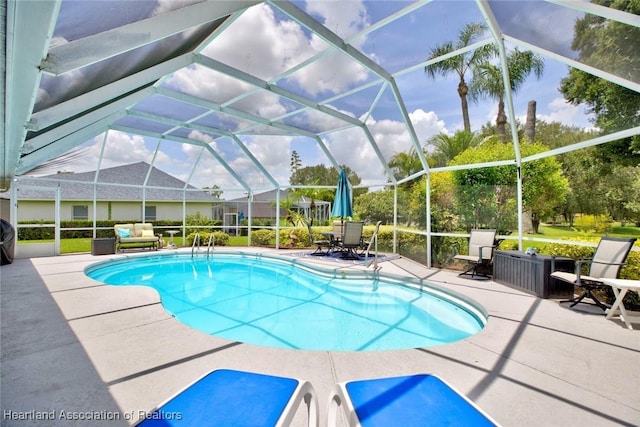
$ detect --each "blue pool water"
[85,252,486,351]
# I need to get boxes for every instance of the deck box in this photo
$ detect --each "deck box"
[91,237,115,256]
[493,250,575,298]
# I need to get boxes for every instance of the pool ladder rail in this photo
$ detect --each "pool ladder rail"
[364,221,383,272]
[191,232,214,258]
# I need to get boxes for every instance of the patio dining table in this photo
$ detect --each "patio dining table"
[321,231,339,242]
[321,231,341,254]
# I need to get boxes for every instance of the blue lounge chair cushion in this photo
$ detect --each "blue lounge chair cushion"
[340,374,497,427]
[137,369,302,426]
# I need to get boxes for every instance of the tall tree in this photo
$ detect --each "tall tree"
[424,23,496,132]
[289,164,365,200]
[559,0,640,162]
[469,48,544,139]
[354,189,395,224]
[290,150,302,176]
[203,184,223,198]
[524,100,537,142]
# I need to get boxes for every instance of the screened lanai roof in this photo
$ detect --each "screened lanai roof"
[2,0,639,197]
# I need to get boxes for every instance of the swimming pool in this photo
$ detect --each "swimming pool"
[85,252,487,351]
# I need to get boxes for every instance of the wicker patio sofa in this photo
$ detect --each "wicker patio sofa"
[114,223,159,252]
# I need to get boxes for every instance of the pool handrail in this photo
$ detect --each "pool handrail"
[206,232,214,257]
[192,232,201,258]
[192,232,214,258]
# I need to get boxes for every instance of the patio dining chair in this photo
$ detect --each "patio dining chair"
[551,237,637,311]
[338,221,364,260]
[452,229,497,280]
[332,221,345,243]
[306,220,331,256]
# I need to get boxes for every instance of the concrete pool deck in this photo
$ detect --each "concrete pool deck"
[1,247,639,426]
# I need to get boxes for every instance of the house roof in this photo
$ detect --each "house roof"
[224,189,330,218]
[9,162,217,202]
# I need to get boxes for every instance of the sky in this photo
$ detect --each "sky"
[34,0,607,200]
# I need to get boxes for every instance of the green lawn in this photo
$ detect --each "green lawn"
[537,224,640,240]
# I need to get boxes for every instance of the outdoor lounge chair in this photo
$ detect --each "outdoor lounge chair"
[338,221,364,260]
[551,237,637,311]
[114,223,159,252]
[452,229,497,279]
[136,369,319,427]
[327,373,499,427]
[307,220,331,256]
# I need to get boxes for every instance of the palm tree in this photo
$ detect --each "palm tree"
[388,148,423,180]
[425,23,496,132]
[426,130,484,167]
[469,49,544,139]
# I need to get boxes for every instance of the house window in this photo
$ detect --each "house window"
[73,205,88,220]
[145,206,157,221]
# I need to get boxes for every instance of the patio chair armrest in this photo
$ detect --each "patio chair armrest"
[478,244,496,261]
[592,260,628,267]
[450,242,460,259]
[572,258,626,272]
[574,259,629,287]
[574,258,593,277]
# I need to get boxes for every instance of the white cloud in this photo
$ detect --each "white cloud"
[165,64,254,104]
[169,2,371,108]
[409,109,448,144]
[536,97,596,129]
[201,4,314,81]
[324,127,382,185]
[152,0,203,17]
[99,131,153,164]
[322,108,446,186]
[305,0,369,39]
[184,132,296,198]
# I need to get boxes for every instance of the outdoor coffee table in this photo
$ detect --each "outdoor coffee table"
[602,278,640,330]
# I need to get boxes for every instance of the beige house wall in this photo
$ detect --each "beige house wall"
[15,200,214,221]
[16,200,56,221]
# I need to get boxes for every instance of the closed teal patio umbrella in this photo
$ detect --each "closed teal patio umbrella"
[331,169,353,220]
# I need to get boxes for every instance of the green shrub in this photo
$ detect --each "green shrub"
[573,214,613,234]
[18,219,184,240]
[185,231,229,247]
[279,228,306,248]
[251,229,275,246]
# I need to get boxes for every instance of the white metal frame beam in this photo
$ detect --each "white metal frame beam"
[2,0,60,188]
[30,53,194,131]
[109,124,251,194]
[22,86,156,154]
[546,0,640,28]
[125,109,280,189]
[16,111,125,175]
[270,0,425,178]
[503,35,640,94]
[40,0,261,75]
